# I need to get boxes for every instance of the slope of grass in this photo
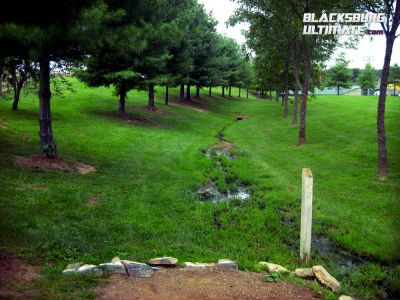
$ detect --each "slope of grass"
[0,80,399,299]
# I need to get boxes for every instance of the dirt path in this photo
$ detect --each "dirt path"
[95,268,320,300]
[0,251,40,299]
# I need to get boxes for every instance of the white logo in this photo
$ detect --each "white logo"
[303,13,386,35]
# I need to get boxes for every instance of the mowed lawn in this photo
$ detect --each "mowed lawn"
[0,79,399,299]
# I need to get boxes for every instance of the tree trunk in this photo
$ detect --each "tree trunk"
[283,55,289,117]
[209,86,212,97]
[165,84,169,105]
[39,56,57,158]
[269,90,272,100]
[299,52,313,145]
[148,84,156,110]
[0,76,2,97]
[292,88,299,124]
[239,87,241,98]
[337,85,340,96]
[7,80,10,93]
[186,84,191,101]
[229,86,232,97]
[246,88,249,99]
[119,80,126,116]
[196,85,200,98]
[275,90,279,102]
[377,35,395,177]
[222,86,225,97]
[12,66,19,110]
[180,83,185,102]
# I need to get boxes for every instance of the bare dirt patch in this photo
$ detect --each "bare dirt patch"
[14,183,48,190]
[87,197,102,206]
[20,132,30,141]
[213,140,234,153]
[0,251,40,299]
[13,155,96,174]
[118,114,156,126]
[236,114,249,121]
[95,268,320,300]
[0,119,7,129]
[170,100,208,113]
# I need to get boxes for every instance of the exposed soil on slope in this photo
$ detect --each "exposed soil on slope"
[95,268,320,300]
[0,252,40,299]
[170,100,208,113]
[13,155,96,174]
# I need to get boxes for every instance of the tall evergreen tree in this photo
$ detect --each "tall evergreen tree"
[0,0,102,157]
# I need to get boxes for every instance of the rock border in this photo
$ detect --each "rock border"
[62,257,353,299]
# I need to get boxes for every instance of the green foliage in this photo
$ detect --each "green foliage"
[357,63,378,90]
[388,63,400,83]
[325,54,353,90]
[263,272,284,282]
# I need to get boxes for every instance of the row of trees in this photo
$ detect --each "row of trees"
[0,0,254,158]
[323,56,400,95]
[231,0,400,177]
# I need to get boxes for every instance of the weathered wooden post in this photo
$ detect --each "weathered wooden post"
[300,168,313,263]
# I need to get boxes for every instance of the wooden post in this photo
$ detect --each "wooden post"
[300,168,313,263]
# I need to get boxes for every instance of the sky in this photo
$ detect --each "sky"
[198,0,400,69]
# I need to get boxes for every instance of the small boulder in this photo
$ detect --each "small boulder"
[99,262,126,274]
[123,261,154,278]
[216,259,238,270]
[183,262,215,270]
[77,264,103,276]
[294,268,314,279]
[149,257,178,266]
[62,262,84,275]
[312,265,341,293]
[111,256,121,263]
[338,296,354,300]
[258,262,290,274]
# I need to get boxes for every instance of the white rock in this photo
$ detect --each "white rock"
[216,259,238,270]
[149,257,178,265]
[99,262,126,274]
[312,265,341,293]
[183,262,215,270]
[123,261,154,278]
[62,262,84,275]
[77,264,103,276]
[338,296,354,300]
[111,257,121,263]
[258,262,290,274]
[294,268,314,278]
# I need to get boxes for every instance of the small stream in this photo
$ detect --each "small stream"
[197,135,251,203]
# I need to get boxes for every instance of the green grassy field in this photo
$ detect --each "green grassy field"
[0,79,399,299]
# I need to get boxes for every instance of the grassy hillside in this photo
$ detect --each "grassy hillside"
[0,79,399,299]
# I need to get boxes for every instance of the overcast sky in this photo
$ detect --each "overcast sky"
[198,0,400,69]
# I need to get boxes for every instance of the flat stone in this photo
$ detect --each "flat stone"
[183,262,215,270]
[123,262,154,278]
[294,268,314,279]
[312,265,341,293]
[62,262,84,275]
[149,257,178,265]
[338,296,354,300]
[111,257,121,263]
[77,264,103,276]
[99,262,126,274]
[216,259,238,270]
[258,262,290,274]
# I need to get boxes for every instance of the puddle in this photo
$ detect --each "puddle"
[197,183,251,204]
[312,236,365,269]
[198,134,251,203]
[287,236,367,269]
